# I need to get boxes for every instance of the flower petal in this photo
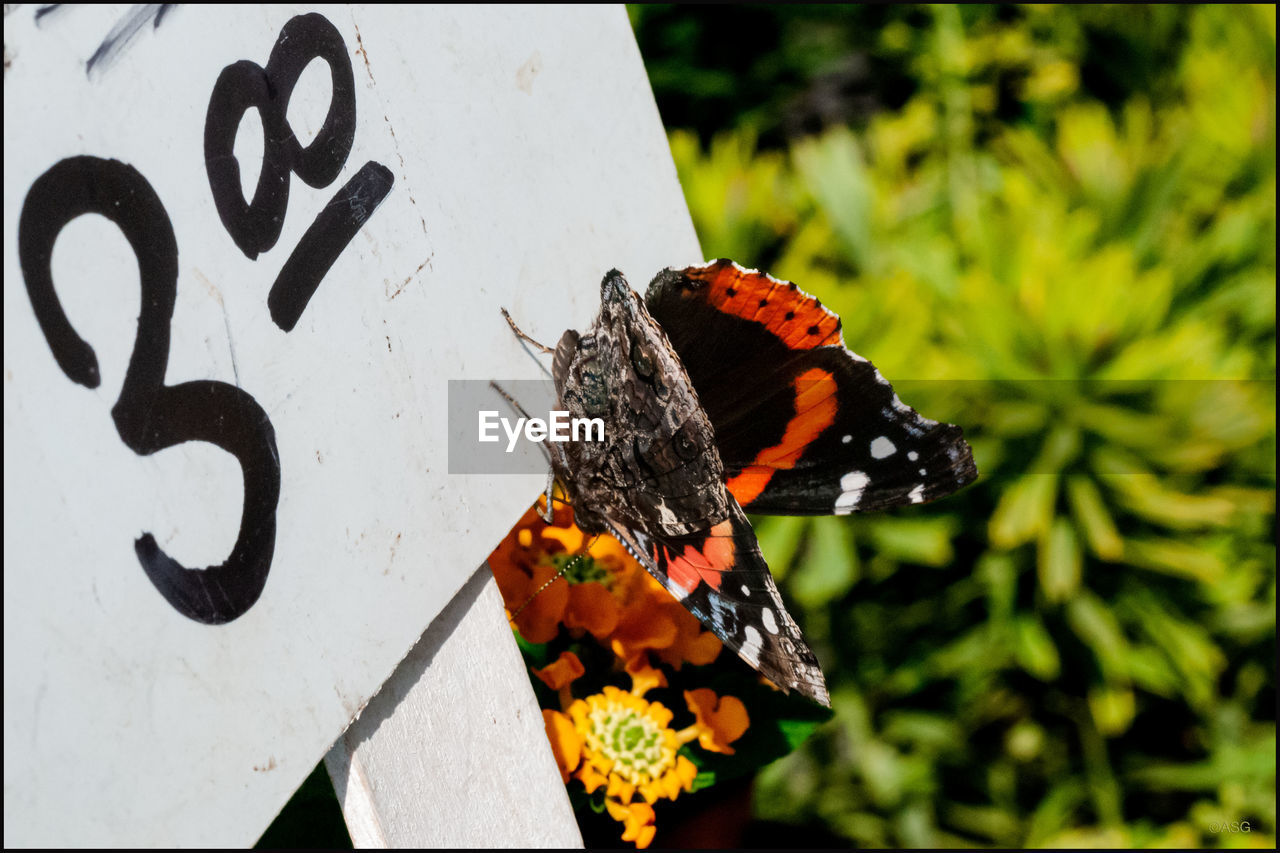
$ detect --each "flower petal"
[564,581,620,638]
[511,562,569,644]
[657,603,723,668]
[606,773,637,804]
[684,688,750,755]
[542,710,580,783]
[540,523,586,554]
[624,655,669,698]
[610,602,679,661]
[578,761,609,794]
[531,651,585,690]
[606,799,657,848]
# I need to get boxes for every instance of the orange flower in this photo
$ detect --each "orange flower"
[508,561,571,644]
[655,600,723,668]
[489,496,724,669]
[624,655,669,699]
[535,664,727,848]
[609,598,680,661]
[611,572,723,668]
[679,688,750,755]
[531,650,585,709]
[487,498,634,643]
[542,709,580,785]
[567,686,698,811]
[563,582,619,637]
[532,651,585,691]
[491,496,755,848]
[606,800,657,849]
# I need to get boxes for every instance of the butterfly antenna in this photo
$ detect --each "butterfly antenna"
[508,534,600,621]
[501,307,555,355]
[510,553,579,621]
[540,478,576,522]
[489,380,555,468]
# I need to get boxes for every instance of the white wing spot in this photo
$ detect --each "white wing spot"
[870,436,897,459]
[740,584,750,596]
[919,468,927,476]
[909,484,925,503]
[741,626,763,665]
[761,607,778,634]
[835,470,869,514]
[908,450,919,461]
[841,434,852,444]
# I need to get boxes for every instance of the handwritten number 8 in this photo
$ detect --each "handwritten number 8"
[18,157,281,625]
[204,13,355,257]
[205,13,391,332]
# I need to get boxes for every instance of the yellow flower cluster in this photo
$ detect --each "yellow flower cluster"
[488,497,750,847]
[537,660,748,848]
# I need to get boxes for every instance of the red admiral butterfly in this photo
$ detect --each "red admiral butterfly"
[507,260,977,707]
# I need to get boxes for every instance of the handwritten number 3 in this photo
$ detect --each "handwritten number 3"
[18,157,280,625]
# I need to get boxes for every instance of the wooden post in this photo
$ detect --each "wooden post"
[4,3,698,845]
[325,565,582,847]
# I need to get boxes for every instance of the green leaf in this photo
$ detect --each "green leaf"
[1066,594,1130,681]
[752,515,808,580]
[990,474,1059,548]
[867,517,957,567]
[1088,685,1136,736]
[1065,475,1124,560]
[1038,518,1082,603]
[1123,537,1226,584]
[690,771,717,793]
[792,516,858,608]
[1025,780,1087,846]
[1013,615,1062,680]
[777,717,826,752]
[793,128,874,272]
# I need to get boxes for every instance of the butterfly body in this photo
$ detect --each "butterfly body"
[550,271,728,538]
[535,261,979,708]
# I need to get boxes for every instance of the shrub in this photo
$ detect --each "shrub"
[661,5,1275,847]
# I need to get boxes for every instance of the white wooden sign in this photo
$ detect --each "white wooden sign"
[3,4,699,845]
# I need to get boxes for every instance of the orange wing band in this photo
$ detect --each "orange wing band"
[726,368,837,506]
[683,260,844,349]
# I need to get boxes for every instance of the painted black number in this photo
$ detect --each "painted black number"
[18,156,281,625]
[204,12,393,332]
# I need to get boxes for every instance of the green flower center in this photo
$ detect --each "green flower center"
[553,553,612,587]
[586,702,674,785]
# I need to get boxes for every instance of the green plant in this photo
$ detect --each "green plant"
[664,4,1274,847]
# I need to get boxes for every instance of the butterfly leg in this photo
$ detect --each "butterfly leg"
[489,380,568,515]
[500,308,555,355]
[540,470,556,524]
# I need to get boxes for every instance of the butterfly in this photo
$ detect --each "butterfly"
[505,260,977,707]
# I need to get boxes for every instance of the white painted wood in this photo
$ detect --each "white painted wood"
[324,565,583,848]
[4,4,698,846]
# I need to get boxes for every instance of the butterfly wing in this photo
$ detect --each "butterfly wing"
[606,498,830,707]
[646,260,977,515]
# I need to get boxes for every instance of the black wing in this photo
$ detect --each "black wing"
[646,260,977,515]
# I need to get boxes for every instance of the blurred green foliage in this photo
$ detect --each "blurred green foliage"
[637,4,1276,848]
